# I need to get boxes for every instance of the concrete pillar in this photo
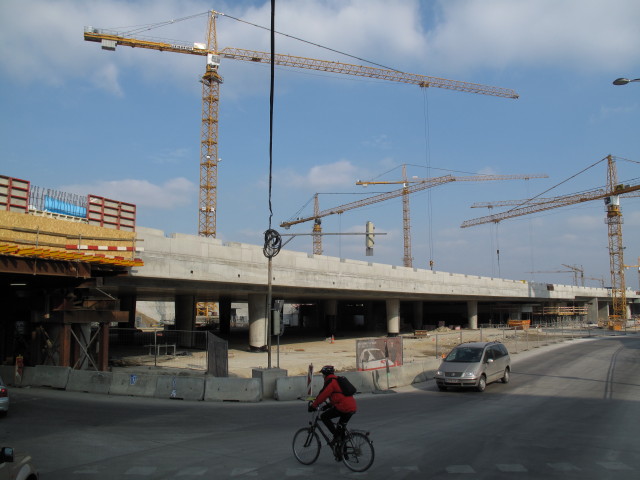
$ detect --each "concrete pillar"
[219,297,231,335]
[386,298,400,337]
[325,299,337,337]
[467,300,478,330]
[175,295,196,348]
[598,301,609,324]
[412,301,423,330]
[248,293,267,352]
[586,298,599,325]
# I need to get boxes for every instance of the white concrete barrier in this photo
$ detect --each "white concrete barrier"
[204,377,262,402]
[275,361,440,401]
[67,370,112,394]
[22,365,70,389]
[109,372,157,397]
[252,368,288,400]
[155,375,205,401]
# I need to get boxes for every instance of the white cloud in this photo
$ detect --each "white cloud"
[278,159,363,189]
[59,177,195,209]
[424,0,640,73]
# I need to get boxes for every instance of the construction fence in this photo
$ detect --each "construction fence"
[108,328,227,376]
[429,320,640,359]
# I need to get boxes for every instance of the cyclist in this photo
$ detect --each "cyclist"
[308,365,357,446]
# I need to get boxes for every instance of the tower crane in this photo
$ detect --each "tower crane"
[461,155,640,327]
[280,175,456,256]
[84,10,518,238]
[526,264,584,286]
[355,170,547,267]
[281,172,546,263]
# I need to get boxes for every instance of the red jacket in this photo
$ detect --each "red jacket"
[312,374,357,413]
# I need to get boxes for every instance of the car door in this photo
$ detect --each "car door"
[485,346,502,382]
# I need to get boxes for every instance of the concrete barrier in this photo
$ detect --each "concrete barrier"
[109,371,157,397]
[252,368,287,400]
[67,370,113,394]
[22,365,70,389]
[275,361,440,401]
[155,375,205,401]
[204,377,262,402]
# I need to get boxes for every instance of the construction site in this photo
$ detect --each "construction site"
[1,9,639,379]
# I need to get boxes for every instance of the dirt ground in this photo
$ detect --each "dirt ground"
[115,327,558,378]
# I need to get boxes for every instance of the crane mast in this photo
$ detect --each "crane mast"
[355,172,547,267]
[462,155,640,327]
[84,10,518,238]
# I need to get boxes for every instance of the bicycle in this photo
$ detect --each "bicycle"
[292,404,375,472]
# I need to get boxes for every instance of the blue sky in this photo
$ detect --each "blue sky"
[1,0,639,288]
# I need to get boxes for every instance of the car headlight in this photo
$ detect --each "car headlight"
[436,370,443,376]
[462,372,476,378]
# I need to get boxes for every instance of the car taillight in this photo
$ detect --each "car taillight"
[0,387,7,397]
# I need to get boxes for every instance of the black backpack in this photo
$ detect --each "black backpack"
[336,376,357,396]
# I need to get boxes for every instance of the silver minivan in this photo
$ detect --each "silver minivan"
[434,341,510,392]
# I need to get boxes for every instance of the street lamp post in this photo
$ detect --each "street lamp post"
[613,77,640,86]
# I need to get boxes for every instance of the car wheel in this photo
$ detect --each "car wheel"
[476,375,486,392]
[501,368,510,384]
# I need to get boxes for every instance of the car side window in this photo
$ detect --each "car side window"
[491,346,503,359]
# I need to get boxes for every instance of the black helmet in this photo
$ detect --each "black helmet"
[320,365,335,376]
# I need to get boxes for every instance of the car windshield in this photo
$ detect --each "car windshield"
[444,347,483,363]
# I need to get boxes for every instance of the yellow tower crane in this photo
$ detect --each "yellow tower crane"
[462,155,640,328]
[84,10,518,238]
[356,170,548,267]
[281,172,546,264]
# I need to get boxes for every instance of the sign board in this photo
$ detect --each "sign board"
[356,337,403,371]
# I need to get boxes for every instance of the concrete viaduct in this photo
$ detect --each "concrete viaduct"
[101,226,637,351]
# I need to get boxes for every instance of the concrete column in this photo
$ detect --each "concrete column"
[586,298,599,325]
[598,301,609,324]
[219,297,231,335]
[248,293,267,352]
[412,301,423,330]
[325,299,337,337]
[467,300,478,330]
[175,295,196,348]
[386,298,400,337]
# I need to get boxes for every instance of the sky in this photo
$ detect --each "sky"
[1,0,639,289]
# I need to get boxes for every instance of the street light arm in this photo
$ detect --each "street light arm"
[613,77,640,85]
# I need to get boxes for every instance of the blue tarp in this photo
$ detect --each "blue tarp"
[44,195,86,218]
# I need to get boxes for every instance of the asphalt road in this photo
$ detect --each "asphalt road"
[2,335,639,479]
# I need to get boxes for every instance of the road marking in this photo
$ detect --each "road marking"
[548,462,581,471]
[597,461,632,471]
[446,465,475,473]
[496,464,527,472]
[177,466,208,476]
[125,466,157,475]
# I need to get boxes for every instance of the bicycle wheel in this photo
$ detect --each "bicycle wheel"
[341,431,375,472]
[292,427,321,465]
